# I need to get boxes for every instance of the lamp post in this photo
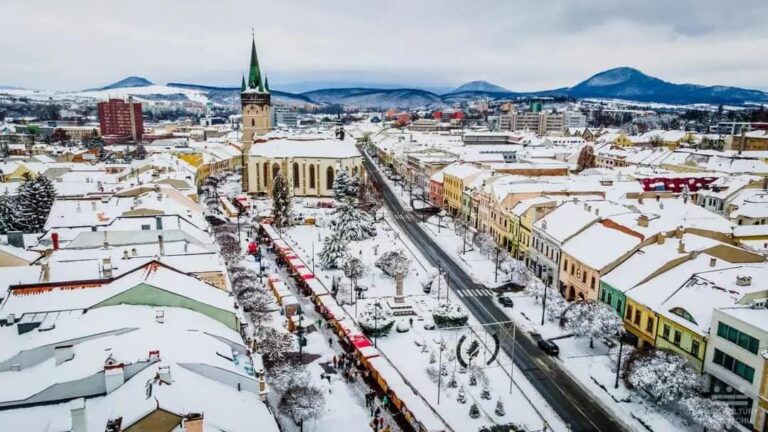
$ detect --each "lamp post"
[494,246,501,283]
[373,302,379,348]
[438,210,446,233]
[297,309,305,362]
[614,332,627,389]
[236,210,242,245]
[541,270,551,326]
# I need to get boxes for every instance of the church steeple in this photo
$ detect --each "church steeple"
[264,75,270,93]
[247,36,263,91]
[240,74,246,92]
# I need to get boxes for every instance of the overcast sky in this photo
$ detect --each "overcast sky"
[2,0,767,92]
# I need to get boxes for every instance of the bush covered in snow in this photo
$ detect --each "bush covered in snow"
[375,249,412,278]
[278,385,325,426]
[254,327,295,366]
[561,300,624,348]
[357,302,394,338]
[432,302,469,328]
[623,348,701,405]
[319,232,349,269]
[268,362,310,393]
[679,396,735,431]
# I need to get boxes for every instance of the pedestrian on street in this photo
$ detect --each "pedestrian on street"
[328,336,333,347]
[369,403,375,416]
[375,406,381,418]
[365,392,371,407]
[378,417,384,430]
[409,317,413,328]
[382,394,389,409]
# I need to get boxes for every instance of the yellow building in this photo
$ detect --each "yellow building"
[441,163,483,216]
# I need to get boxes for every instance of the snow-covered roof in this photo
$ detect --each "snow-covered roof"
[250,137,359,159]
[561,221,643,271]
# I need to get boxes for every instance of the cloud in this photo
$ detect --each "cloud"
[0,0,767,91]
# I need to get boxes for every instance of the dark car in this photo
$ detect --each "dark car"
[497,295,514,308]
[537,339,560,356]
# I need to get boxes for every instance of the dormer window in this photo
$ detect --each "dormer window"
[669,307,697,325]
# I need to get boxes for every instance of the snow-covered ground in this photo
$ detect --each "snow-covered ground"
[415,215,701,432]
[279,216,567,432]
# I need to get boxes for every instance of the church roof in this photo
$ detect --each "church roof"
[249,138,360,159]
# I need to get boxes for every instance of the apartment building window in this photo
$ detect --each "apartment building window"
[607,292,613,305]
[626,305,634,321]
[570,264,575,276]
[717,322,760,354]
[673,330,682,346]
[590,276,596,290]
[634,310,641,325]
[646,317,654,333]
[713,349,755,383]
[691,340,700,357]
[662,324,670,339]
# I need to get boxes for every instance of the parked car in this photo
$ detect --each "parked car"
[497,295,514,308]
[537,339,560,356]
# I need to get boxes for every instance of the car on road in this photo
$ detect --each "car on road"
[537,339,560,356]
[497,294,514,308]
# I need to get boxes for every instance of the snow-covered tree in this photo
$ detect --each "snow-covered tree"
[14,173,56,233]
[469,372,478,386]
[522,275,546,301]
[375,249,412,278]
[217,232,241,263]
[679,396,735,431]
[495,399,505,417]
[239,290,274,330]
[332,169,360,203]
[319,232,348,269]
[357,302,394,338]
[278,385,325,429]
[457,386,467,404]
[447,373,458,388]
[254,327,295,365]
[333,203,376,241]
[623,348,701,405]
[268,363,310,393]
[0,196,18,234]
[544,294,569,322]
[561,300,624,348]
[473,232,496,257]
[432,302,469,328]
[480,385,491,400]
[469,402,480,419]
[357,176,383,216]
[576,145,596,172]
[271,170,292,230]
[342,256,365,291]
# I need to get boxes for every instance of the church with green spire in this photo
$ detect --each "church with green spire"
[241,35,271,146]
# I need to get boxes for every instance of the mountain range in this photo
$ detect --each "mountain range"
[8,67,766,109]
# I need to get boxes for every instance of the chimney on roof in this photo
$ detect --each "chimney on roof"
[595,207,600,216]
[105,417,123,432]
[656,233,665,245]
[709,257,717,267]
[91,201,97,210]
[131,248,138,257]
[40,261,50,282]
[736,275,752,287]
[676,227,684,239]
[542,220,547,231]
[182,413,204,432]
[158,235,164,256]
[158,365,173,384]
[123,249,129,259]
[102,258,113,278]
[637,214,649,227]
[70,398,87,432]
[677,239,686,253]
[55,345,74,365]
[104,356,125,394]
[52,232,60,250]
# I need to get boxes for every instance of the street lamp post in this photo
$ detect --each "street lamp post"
[541,270,551,326]
[236,210,242,245]
[297,311,305,362]
[614,332,627,389]
[494,246,501,283]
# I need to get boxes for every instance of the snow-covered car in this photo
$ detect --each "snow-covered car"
[537,339,560,356]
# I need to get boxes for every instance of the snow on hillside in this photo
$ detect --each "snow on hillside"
[65,84,210,104]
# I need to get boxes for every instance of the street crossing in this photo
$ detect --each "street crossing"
[454,287,495,298]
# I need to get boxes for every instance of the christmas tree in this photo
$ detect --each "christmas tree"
[456,387,466,404]
[495,399,505,417]
[469,402,480,419]
[480,385,491,400]
[271,170,292,230]
[15,173,56,233]
[319,232,348,269]
[447,373,458,388]
[469,372,478,386]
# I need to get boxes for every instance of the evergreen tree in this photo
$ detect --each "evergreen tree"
[333,202,375,241]
[469,372,478,386]
[0,196,17,234]
[494,399,505,417]
[456,387,466,404]
[319,232,348,269]
[271,171,292,230]
[447,373,458,388]
[468,402,480,419]
[15,174,56,233]
[480,385,491,400]
[332,169,360,203]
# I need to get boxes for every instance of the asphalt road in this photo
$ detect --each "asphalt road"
[361,149,630,432]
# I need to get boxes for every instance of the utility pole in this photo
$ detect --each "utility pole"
[437,337,443,404]
[494,246,501,283]
[541,277,549,326]
[509,322,516,394]
[614,332,626,389]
